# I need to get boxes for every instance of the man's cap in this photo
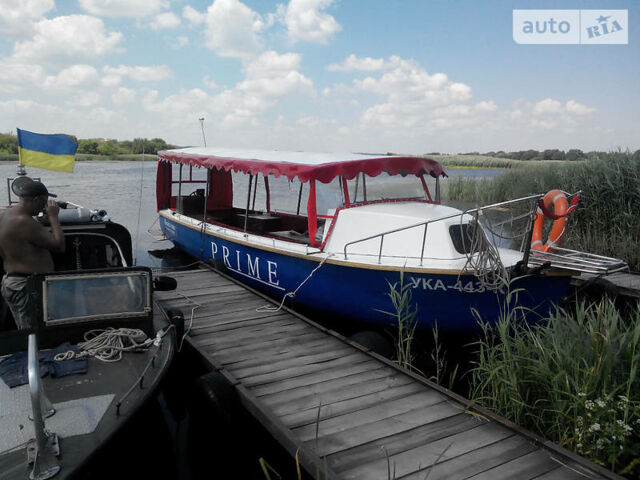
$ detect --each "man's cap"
[19,180,57,198]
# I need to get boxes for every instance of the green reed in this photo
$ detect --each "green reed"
[444,151,640,270]
[470,299,640,475]
[377,272,419,372]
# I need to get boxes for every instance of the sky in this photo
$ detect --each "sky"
[0,0,637,154]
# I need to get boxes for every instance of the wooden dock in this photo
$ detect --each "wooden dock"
[155,265,622,480]
[572,271,640,299]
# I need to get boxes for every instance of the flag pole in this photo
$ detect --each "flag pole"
[16,128,27,176]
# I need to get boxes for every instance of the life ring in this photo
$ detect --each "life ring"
[531,190,568,252]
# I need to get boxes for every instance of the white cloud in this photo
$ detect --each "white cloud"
[327,54,386,72]
[43,65,100,89]
[79,0,167,18]
[565,100,596,115]
[474,100,498,112]
[151,12,181,30]
[11,15,122,65]
[533,98,563,115]
[112,87,137,106]
[0,62,46,92]
[142,50,313,127]
[103,65,173,82]
[214,50,313,124]
[199,0,266,59]
[280,0,340,44]
[0,0,53,37]
[203,75,219,89]
[354,58,472,114]
[70,91,101,107]
[173,36,189,49]
[183,5,205,25]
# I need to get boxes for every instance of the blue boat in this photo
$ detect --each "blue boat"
[155,148,624,333]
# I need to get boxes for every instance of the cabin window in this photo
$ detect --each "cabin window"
[449,222,486,254]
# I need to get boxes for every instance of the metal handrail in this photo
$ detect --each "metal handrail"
[28,334,61,480]
[342,194,543,264]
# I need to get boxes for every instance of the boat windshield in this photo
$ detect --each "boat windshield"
[43,271,151,325]
[344,173,434,204]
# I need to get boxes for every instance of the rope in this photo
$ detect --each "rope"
[257,253,334,313]
[459,211,508,291]
[54,327,153,363]
[175,292,201,352]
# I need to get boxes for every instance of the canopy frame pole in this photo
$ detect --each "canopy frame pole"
[307,180,319,247]
[244,175,253,233]
[341,176,351,206]
[252,174,258,211]
[420,173,433,202]
[296,182,304,216]
[177,164,183,212]
[354,174,360,203]
[264,176,271,212]
[202,168,210,224]
[436,177,441,203]
[363,174,367,202]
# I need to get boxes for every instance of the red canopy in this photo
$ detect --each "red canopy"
[157,148,446,184]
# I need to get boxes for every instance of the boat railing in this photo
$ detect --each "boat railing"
[342,194,543,265]
[27,333,61,479]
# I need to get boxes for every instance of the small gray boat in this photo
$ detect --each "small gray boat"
[0,173,179,479]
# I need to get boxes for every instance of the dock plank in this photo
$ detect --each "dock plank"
[338,423,515,480]
[465,449,560,480]
[249,359,383,397]
[293,390,449,442]
[310,401,464,457]
[326,413,481,473]
[229,345,355,379]
[240,352,373,388]
[266,371,414,417]
[280,382,425,429]
[396,435,538,480]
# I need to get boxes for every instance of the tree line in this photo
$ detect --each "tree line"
[0,133,175,155]
[434,149,626,161]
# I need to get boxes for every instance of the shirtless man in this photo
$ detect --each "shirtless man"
[0,180,65,329]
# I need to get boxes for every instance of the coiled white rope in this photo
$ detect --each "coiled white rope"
[257,253,334,313]
[54,327,153,363]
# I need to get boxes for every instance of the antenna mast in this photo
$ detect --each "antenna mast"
[199,117,207,147]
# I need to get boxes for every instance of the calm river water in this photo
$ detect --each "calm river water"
[0,161,504,267]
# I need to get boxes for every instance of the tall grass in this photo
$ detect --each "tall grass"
[445,151,640,270]
[378,273,419,371]
[428,154,570,169]
[471,300,640,476]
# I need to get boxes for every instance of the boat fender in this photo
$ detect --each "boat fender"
[154,276,178,291]
[531,190,569,253]
[349,331,394,359]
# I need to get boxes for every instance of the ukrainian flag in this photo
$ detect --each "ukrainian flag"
[17,128,78,173]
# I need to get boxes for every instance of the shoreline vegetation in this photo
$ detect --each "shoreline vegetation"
[443,150,640,271]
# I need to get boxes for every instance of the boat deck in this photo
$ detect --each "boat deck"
[155,264,622,480]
